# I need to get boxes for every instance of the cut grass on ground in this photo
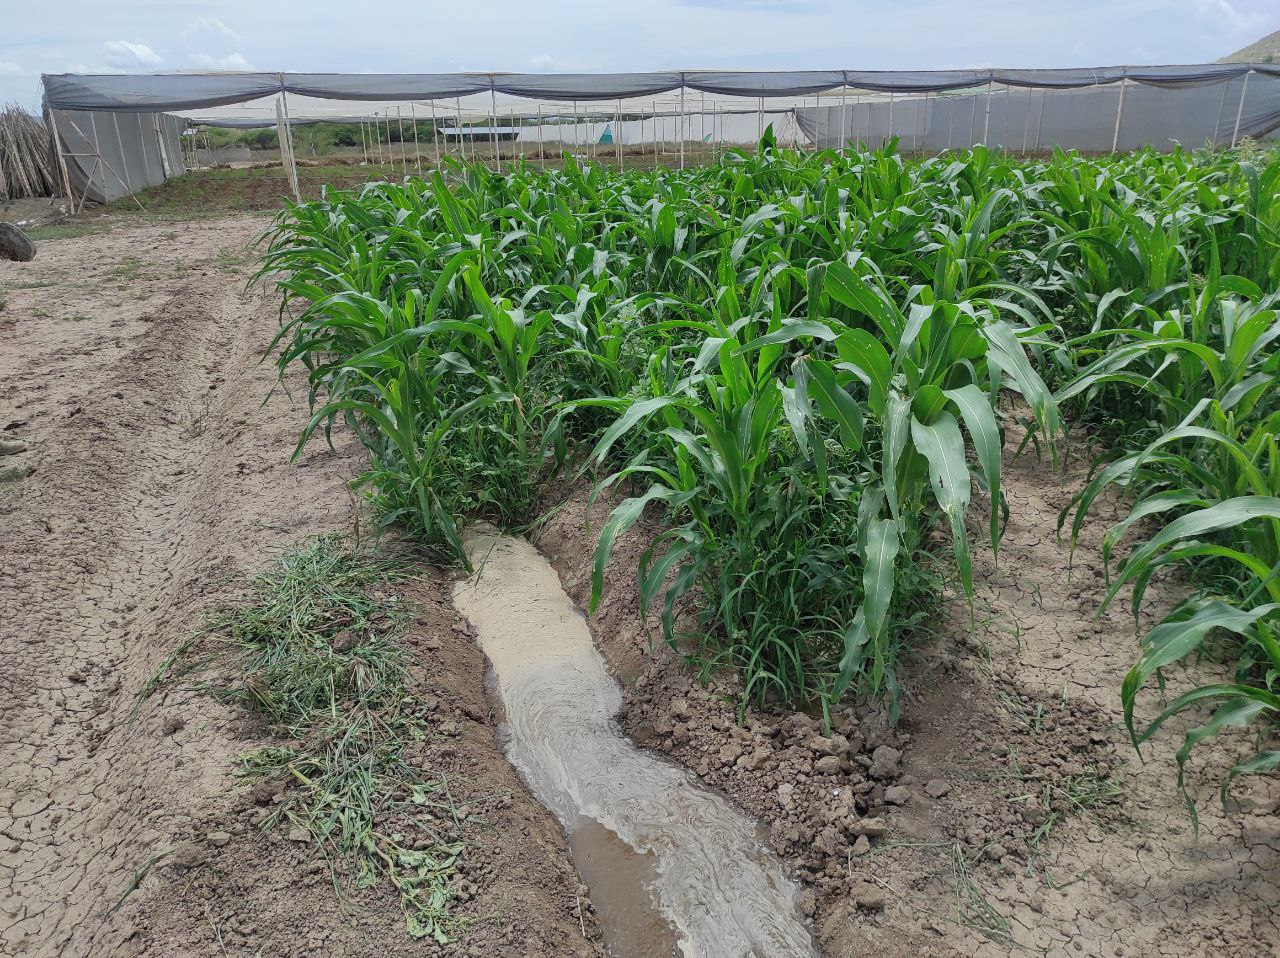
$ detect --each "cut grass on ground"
[144,534,471,944]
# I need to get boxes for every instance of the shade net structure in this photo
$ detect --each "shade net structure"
[40,65,1280,204]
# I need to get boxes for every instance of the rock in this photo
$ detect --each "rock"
[718,741,744,767]
[924,778,951,799]
[884,785,912,805]
[851,834,871,856]
[249,779,278,805]
[805,734,839,756]
[0,463,34,483]
[868,745,902,779]
[984,843,1007,862]
[851,880,887,911]
[165,844,204,872]
[798,888,817,918]
[814,755,843,775]
[0,223,36,263]
[288,826,310,843]
[0,439,27,456]
[206,831,232,848]
[851,816,889,837]
[161,715,184,736]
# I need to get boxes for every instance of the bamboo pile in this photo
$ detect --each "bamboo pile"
[1,105,60,201]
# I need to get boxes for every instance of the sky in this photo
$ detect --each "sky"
[3,0,1279,109]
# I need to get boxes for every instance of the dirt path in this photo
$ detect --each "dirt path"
[0,216,596,958]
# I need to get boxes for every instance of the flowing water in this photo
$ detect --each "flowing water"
[452,530,819,958]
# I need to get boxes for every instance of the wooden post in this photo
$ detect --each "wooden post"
[44,106,75,203]
[1211,80,1230,145]
[1034,90,1046,153]
[982,77,994,145]
[428,99,438,167]
[1111,75,1128,154]
[1021,86,1032,154]
[489,82,499,169]
[276,93,301,201]
[409,102,422,174]
[653,100,658,165]
[396,106,408,177]
[839,82,848,151]
[1231,69,1252,148]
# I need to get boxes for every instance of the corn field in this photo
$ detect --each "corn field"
[260,132,1280,819]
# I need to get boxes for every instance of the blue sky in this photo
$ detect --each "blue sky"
[3,0,1278,108]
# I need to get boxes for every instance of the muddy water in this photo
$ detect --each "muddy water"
[453,531,818,958]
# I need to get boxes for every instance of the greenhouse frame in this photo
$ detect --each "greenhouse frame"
[41,63,1280,205]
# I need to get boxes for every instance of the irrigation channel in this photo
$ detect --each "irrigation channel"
[453,529,819,957]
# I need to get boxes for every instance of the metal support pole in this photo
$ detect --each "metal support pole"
[701,91,706,152]
[409,102,422,174]
[921,91,930,153]
[982,78,994,145]
[489,85,498,169]
[888,92,895,148]
[1111,76,1128,154]
[1231,69,1252,148]
[1034,90,1046,153]
[616,99,623,170]
[653,100,659,165]
[456,98,466,162]
[396,106,408,177]
[758,97,764,140]
[1022,86,1032,154]
[679,85,686,169]
[537,104,545,163]
[839,84,848,151]
[428,99,438,167]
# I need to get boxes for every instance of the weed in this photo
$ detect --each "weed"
[145,535,471,943]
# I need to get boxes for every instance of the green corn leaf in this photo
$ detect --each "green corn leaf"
[911,411,974,601]
[944,383,1003,552]
[1105,497,1280,609]
[805,358,865,451]
[1121,600,1280,743]
[590,483,690,611]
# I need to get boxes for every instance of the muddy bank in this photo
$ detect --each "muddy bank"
[536,438,1280,957]
[0,216,599,958]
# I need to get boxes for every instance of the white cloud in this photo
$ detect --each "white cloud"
[1190,0,1267,32]
[102,40,162,69]
[190,52,252,70]
[529,53,602,72]
[0,61,26,77]
[183,17,242,44]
